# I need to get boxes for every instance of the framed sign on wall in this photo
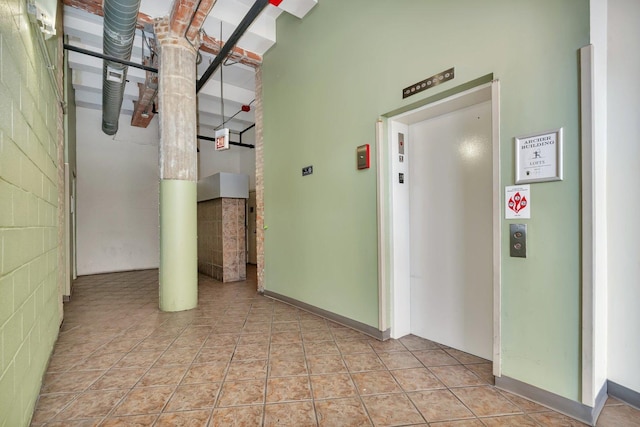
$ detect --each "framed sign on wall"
[515,128,563,184]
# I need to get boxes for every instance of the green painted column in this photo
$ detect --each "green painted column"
[159,180,198,311]
[155,18,199,311]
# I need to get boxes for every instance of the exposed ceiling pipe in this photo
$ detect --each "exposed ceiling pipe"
[102,0,142,135]
[196,0,270,93]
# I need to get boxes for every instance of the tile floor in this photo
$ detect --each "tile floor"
[31,266,640,426]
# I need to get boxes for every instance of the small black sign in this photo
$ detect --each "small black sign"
[403,67,455,99]
[302,165,313,176]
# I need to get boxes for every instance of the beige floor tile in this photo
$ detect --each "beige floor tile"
[268,356,308,377]
[155,409,211,426]
[115,350,163,370]
[444,348,490,365]
[44,418,102,426]
[302,329,334,342]
[89,368,147,391]
[71,352,125,371]
[342,353,385,372]
[480,414,539,426]
[41,370,107,394]
[31,268,608,427]
[271,321,300,333]
[99,414,159,426]
[30,393,80,424]
[153,348,198,367]
[264,401,317,427]
[331,328,366,341]
[226,359,268,381]
[413,349,460,367]
[270,331,302,344]
[498,390,549,413]
[233,343,269,362]
[362,393,426,426]
[351,371,402,395]
[430,420,484,427]
[310,374,358,400]
[391,367,445,392]
[315,397,373,427]
[53,389,126,421]
[100,338,143,354]
[451,386,521,417]
[112,386,175,416]
[429,365,486,387]
[270,342,304,358]
[377,351,423,370]
[210,405,263,427]
[195,346,235,364]
[203,334,239,347]
[596,404,640,426]
[266,376,312,402]
[181,362,228,384]
[336,339,375,355]
[137,365,188,387]
[306,354,348,375]
[369,339,407,353]
[399,335,441,351]
[409,389,474,423]
[217,380,266,407]
[304,340,341,356]
[164,382,220,411]
[465,362,495,385]
[529,411,589,426]
[238,333,271,345]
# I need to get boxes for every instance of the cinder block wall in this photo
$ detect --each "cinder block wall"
[0,3,62,425]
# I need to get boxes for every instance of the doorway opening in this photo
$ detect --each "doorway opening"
[379,81,501,374]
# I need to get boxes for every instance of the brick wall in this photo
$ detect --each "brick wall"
[254,67,265,292]
[0,1,63,425]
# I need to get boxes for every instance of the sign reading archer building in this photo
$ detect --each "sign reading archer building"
[515,128,563,184]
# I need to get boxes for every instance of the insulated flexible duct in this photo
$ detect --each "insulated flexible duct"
[102,0,141,135]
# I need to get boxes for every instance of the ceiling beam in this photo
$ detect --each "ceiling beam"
[62,0,153,26]
[63,0,262,67]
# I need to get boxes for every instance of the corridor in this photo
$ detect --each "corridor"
[30,268,638,426]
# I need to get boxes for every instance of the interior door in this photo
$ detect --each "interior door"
[408,100,493,360]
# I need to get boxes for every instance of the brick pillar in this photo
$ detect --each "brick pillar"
[255,67,265,292]
[155,17,199,311]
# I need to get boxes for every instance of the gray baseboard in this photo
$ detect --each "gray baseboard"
[496,375,607,426]
[262,290,390,341]
[608,380,640,410]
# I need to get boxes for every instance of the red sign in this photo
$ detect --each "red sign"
[508,192,527,214]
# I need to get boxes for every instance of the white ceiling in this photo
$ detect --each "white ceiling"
[63,0,317,136]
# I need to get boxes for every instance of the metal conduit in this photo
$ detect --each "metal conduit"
[196,0,270,93]
[102,0,142,135]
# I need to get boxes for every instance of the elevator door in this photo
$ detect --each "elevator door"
[408,100,493,360]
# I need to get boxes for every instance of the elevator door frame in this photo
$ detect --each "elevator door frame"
[378,80,502,376]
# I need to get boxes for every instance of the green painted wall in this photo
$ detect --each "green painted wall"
[0,2,62,425]
[262,0,588,400]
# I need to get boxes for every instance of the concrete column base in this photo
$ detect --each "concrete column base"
[159,179,198,312]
